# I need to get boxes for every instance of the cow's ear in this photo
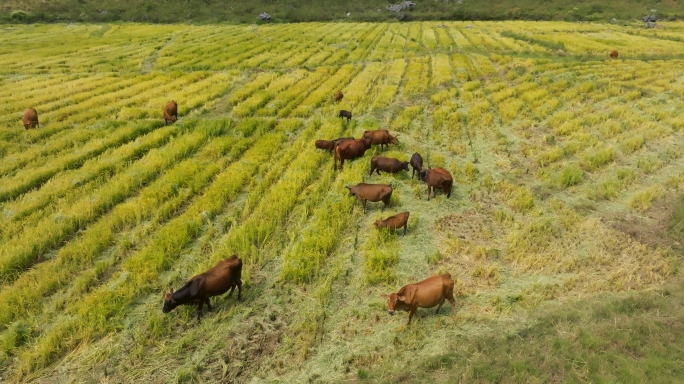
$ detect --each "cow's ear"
[380,294,389,299]
[397,296,406,301]
[190,279,203,296]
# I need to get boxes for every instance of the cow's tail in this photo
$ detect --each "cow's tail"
[333,146,339,170]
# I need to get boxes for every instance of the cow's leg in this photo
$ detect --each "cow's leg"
[226,285,235,298]
[362,199,367,213]
[427,185,431,201]
[407,307,417,325]
[205,298,213,311]
[369,166,375,176]
[196,300,205,320]
[403,223,407,236]
[376,168,382,175]
[435,298,445,314]
[412,168,415,179]
[236,279,242,301]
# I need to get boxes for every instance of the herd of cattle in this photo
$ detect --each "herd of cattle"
[18,48,625,327]
[16,89,472,326]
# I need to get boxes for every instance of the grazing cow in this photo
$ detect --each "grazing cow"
[315,139,336,152]
[361,129,398,151]
[332,136,354,148]
[315,137,355,152]
[59,113,71,122]
[410,152,426,180]
[369,156,409,176]
[346,183,392,212]
[381,273,456,325]
[339,110,352,123]
[375,211,410,236]
[610,50,619,59]
[162,255,243,320]
[164,100,178,125]
[334,138,372,170]
[21,108,39,129]
[425,167,453,200]
[334,90,344,102]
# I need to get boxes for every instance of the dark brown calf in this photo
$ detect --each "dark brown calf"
[332,137,354,148]
[339,110,352,123]
[425,167,453,200]
[21,108,39,129]
[381,273,456,325]
[375,211,410,236]
[163,255,242,320]
[362,129,398,151]
[369,156,409,176]
[316,137,355,152]
[315,140,336,152]
[610,50,618,59]
[346,183,392,212]
[334,138,372,170]
[334,90,344,102]
[164,100,178,125]
[410,152,426,180]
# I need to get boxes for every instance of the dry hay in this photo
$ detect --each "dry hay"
[432,199,677,317]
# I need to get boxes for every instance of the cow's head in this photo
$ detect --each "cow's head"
[401,161,410,172]
[374,219,385,229]
[345,185,356,197]
[389,134,398,145]
[361,138,372,149]
[162,288,178,313]
[419,168,427,181]
[380,293,406,315]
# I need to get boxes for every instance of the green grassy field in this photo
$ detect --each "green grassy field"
[1,21,684,382]
[2,0,684,24]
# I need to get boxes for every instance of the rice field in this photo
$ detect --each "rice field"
[1,21,684,382]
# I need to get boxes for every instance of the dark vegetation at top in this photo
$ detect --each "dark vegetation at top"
[2,0,683,24]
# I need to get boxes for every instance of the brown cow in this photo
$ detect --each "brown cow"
[164,101,178,125]
[369,156,409,176]
[21,108,39,129]
[163,255,242,320]
[375,211,410,236]
[425,167,453,200]
[610,50,618,59]
[316,137,355,152]
[334,90,344,102]
[334,138,372,170]
[315,140,336,152]
[339,110,352,123]
[410,152,426,180]
[332,137,354,148]
[362,129,398,151]
[381,273,456,325]
[346,183,392,212]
